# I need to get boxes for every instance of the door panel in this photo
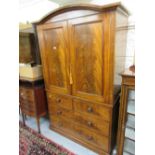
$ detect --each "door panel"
[37,21,70,94]
[69,14,106,102]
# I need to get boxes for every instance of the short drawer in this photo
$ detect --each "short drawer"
[74,124,109,152]
[51,116,74,134]
[47,93,72,110]
[73,99,111,122]
[20,97,35,106]
[20,87,34,101]
[20,87,34,95]
[19,96,35,104]
[21,107,35,116]
[74,112,110,137]
[20,100,35,110]
[49,105,73,120]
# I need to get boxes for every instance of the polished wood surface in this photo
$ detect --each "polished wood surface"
[42,21,70,94]
[19,78,47,133]
[73,112,110,137]
[34,2,129,24]
[73,99,111,122]
[117,69,135,155]
[47,93,72,110]
[74,123,109,152]
[69,14,104,102]
[36,3,129,155]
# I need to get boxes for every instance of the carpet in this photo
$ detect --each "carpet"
[19,122,75,155]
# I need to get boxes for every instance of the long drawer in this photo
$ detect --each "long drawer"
[50,114,110,153]
[73,99,111,122]
[50,116,75,135]
[74,112,110,137]
[74,123,109,152]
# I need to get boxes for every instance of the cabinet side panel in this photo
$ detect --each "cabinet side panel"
[114,11,128,86]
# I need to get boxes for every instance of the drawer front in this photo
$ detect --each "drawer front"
[48,104,73,120]
[73,99,111,122]
[20,87,34,95]
[51,116,74,134]
[74,124,109,152]
[21,107,35,116]
[20,87,34,101]
[74,112,110,137]
[19,96,35,104]
[47,93,72,110]
[20,100,35,110]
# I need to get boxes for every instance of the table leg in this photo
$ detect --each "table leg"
[36,117,41,133]
[22,112,25,126]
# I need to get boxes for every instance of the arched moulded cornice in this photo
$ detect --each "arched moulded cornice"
[33,2,130,25]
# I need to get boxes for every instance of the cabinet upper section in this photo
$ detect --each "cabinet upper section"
[35,3,129,104]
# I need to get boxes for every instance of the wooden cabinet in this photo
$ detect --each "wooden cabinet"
[35,3,129,155]
[19,77,47,133]
[117,69,135,155]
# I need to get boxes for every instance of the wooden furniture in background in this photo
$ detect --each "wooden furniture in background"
[19,33,36,63]
[35,3,129,155]
[19,77,47,133]
[19,31,41,64]
[117,68,135,155]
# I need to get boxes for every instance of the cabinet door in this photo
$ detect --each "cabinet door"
[37,21,70,94]
[69,14,108,102]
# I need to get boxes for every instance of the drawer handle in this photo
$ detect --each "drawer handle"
[57,111,62,115]
[87,107,93,113]
[87,121,93,127]
[56,98,61,103]
[48,95,52,98]
[87,136,93,141]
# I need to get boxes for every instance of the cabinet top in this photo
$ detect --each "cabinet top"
[33,2,129,25]
[121,66,135,78]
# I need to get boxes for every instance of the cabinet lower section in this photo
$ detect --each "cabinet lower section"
[47,93,119,155]
[51,124,110,155]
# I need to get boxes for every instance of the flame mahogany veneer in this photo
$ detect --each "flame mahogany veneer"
[35,3,129,154]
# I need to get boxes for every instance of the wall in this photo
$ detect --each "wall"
[91,0,135,68]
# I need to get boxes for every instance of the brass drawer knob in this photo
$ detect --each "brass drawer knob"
[87,107,93,113]
[57,111,62,115]
[56,98,61,103]
[87,136,93,141]
[87,121,93,127]
[48,95,52,98]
